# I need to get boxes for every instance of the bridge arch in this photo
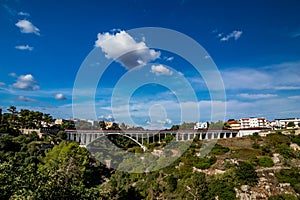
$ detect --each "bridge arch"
[88,132,147,152]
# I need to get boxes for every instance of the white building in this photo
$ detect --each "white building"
[240,117,268,129]
[194,122,208,130]
[54,118,64,125]
[273,118,300,129]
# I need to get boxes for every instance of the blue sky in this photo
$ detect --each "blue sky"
[0,0,300,129]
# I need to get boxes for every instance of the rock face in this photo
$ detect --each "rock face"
[290,143,300,151]
[272,153,280,164]
[235,168,297,200]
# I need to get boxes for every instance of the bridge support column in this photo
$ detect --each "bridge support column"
[86,134,89,143]
[147,133,149,144]
[75,133,79,143]
[229,132,232,138]
[80,134,84,144]
[187,133,190,140]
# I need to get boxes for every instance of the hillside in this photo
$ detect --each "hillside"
[1,128,300,199]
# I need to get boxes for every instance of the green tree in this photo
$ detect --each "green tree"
[99,120,106,130]
[183,172,208,199]
[7,106,17,127]
[209,120,225,129]
[235,161,258,186]
[287,121,295,127]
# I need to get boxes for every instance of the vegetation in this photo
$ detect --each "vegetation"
[269,194,298,200]
[257,156,274,167]
[275,168,300,193]
[0,106,300,199]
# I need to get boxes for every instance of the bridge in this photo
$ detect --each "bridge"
[65,129,239,150]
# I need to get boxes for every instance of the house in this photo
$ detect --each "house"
[194,122,208,130]
[226,120,241,130]
[273,118,300,129]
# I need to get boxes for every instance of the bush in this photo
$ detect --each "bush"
[275,168,300,188]
[194,156,217,169]
[275,143,295,159]
[269,194,298,200]
[252,143,260,149]
[208,178,237,200]
[257,156,274,167]
[210,144,230,155]
[235,161,258,186]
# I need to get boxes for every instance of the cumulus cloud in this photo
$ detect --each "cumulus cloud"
[15,19,40,35]
[98,115,115,122]
[15,45,34,51]
[18,95,36,102]
[220,30,243,41]
[55,93,67,100]
[238,93,278,99]
[13,74,39,90]
[150,64,173,76]
[18,11,30,17]
[95,30,160,69]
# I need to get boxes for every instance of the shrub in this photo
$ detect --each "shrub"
[210,144,230,155]
[235,161,258,186]
[257,156,274,167]
[275,168,300,188]
[275,143,295,159]
[252,143,260,149]
[194,156,217,169]
[269,194,298,200]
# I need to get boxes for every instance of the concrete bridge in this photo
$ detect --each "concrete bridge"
[65,129,239,149]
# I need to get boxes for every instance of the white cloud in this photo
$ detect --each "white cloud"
[220,30,243,41]
[165,56,174,61]
[18,95,36,102]
[15,19,40,35]
[13,74,39,90]
[204,55,210,59]
[150,64,173,76]
[95,30,160,69]
[98,115,114,122]
[0,82,6,86]
[288,95,300,100]
[55,93,67,100]
[238,93,278,99]
[178,71,184,76]
[221,61,300,90]
[18,11,30,17]
[15,45,34,51]
[9,72,17,77]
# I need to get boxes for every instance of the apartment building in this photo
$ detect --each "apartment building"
[240,117,268,129]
